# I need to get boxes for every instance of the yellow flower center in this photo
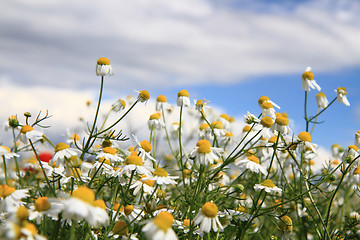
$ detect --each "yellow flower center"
[93,199,106,210]
[220,113,230,121]
[225,132,234,137]
[72,186,95,205]
[149,113,161,120]
[55,142,70,152]
[24,222,38,235]
[275,112,283,119]
[153,211,174,232]
[261,179,275,188]
[139,90,150,101]
[199,123,209,130]
[20,125,34,134]
[302,71,314,80]
[298,131,311,142]
[275,117,289,126]
[0,146,10,153]
[354,166,360,175]
[124,205,134,216]
[196,139,211,153]
[261,116,273,128]
[17,206,29,221]
[278,215,293,232]
[97,57,110,65]
[196,99,204,106]
[126,155,143,166]
[72,133,80,141]
[142,178,155,187]
[153,168,168,177]
[178,89,189,97]
[262,102,273,109]
[258,96,270,105]
[229,116,235,122]
[237,206,249,213]
[113,203,124,212]
[337,87,347,95]
[183,219,191,227]
[211,121,223,129]
[243,125,251,132]
[0,185,16,198]
[201,202,218,218]
[35,197,51,212]
[349,145,359,152]
[157,95,167,102]
[140,140,152,152]
[248,155,259,164]
[103,147,117,155]
[316,92,326,98]
[112,221,129,235]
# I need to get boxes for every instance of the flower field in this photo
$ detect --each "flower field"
[0,58,358,240]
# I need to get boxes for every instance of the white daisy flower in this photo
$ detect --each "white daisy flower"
[148,167,178,185]
[190,139,223,166]
[197,123,211,139]
[156,95,172,111]
[218,113,231,130]
[236,155,268,175]
[244,112,260,124]
[136,90,150,103]
[96,57,113,76]
[335,87,350,106]
[50,142,78,166]
[272,116,290,135]
[254,179,282,194]
[112,98,126,112]
[194,202,223,233]
[342,145,359,163]
[115,153,153,177]
[210,121,226,138]
[29,196,64,223]
[90,158,116,177]
[177,89,190,107]
[148,113,165,130]
[18,125,43,144]
[123,205,145,223]
[258,96,281,109]
[316,92,329,109]
[225,206,252,222]
[259,116,274,139]
[0,146,20,159]
[129,177,155,196]
[142,211,178,240]
[261,102,276,120]
[0,185,29,211]
[195,99,210,113]
[302,67,321,92]
[297,131,317,153]
[96,147,124,163]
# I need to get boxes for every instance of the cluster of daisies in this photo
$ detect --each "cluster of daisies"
[0,59,358,240]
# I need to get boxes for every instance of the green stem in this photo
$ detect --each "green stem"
[2,156,8,185]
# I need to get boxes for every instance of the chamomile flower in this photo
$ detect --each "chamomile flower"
[96,147,124,163]
[148,113,164,130]
[29,197,63,223]
[302,67,321,91]
[123,205,145,223]
[297,131,317,153]
[335,87,350,106]
[194,202,223,233]
[210,121,226,137]
[150,167,178,185]
[244,112,260,124]
[272,116,290,135]
[0,185,29,211]
[177,90,190,107]
[342,145,359,163]
[259,116,274,139]
[137,90,150,103]
[195,99,210,112]
[96,57,113,76]
[50,142,78,166]
[18,125,43,144]
[258,96,280,109]
[254,179,282,194]
[236,155,268,175]
[142,211,178,240]
[198,123,211,139]
[156,95,172,111]
[0,146,20,159]
[261,102,276,119]
[115,152,153,177]
[134,138,156,162]
[316,92,329,109]
[190,139,223,165]
[112,99,126,112]
[62,186,109,227]
[130,177,155,196]
[219,113,231,130]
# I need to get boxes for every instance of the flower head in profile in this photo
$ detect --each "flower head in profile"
[297,131,317,153]
[50,142,78,166]
[261,102,276,120]
[335,87,350,106]
[316,92,329,109]
[258,96,280,109]
[190,139,223,165]
[236,155,268,175]
[18,125,43,144]
[254,179,282,194]
[142,211,178,240]
[96,57,113,76]
[149,167,178,185]
[302,67,321,91]
[0,146,20,159]
[177,90,190,107]
[194,202,223,233]
[112,99,126,112]
[156,95,172,111]
[148,113,164,130]
[137,90,150,103]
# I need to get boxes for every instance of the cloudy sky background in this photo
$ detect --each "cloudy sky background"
[1,0,359,154]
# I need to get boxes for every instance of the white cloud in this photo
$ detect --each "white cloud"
[0,0,359,93]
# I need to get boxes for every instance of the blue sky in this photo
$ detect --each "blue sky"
[0,0,359,150]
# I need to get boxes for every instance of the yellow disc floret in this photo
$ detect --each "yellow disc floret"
[140,140,152,152]
[149,113,161,120]
[0,185,16,198]
[112,221,129,235]
[125,155,143,166]
[354,166,360,175]
[35,197,51,212]
[261,179,276,188]
[178,90,189,97]
[196,139,211,153]
[139,90,150,101]
[55,142,70,152]
[183,219,191,227]
[93,199,106,210]
[337,87,347,95]
[103,147,117,155]
[17,206,29,221]
[302,70,314,80]
[20,125,34,134]
[275,117,289,126]
[157,95,167,102]
[124,205,134,216]
[97,57,110,65]
[349,145,359,152]
[262,102,273,109]
[211,121,223,129]
[72,186,95,205]
[153,211,174,232]
[258,96,270,106]
[220,113,230,121]
[0,146,10,153]
[261,116,273,128]
[243,125,251,132]
[153,168,168,177]
[298,131,311,142]
[248,155,259,164]
[199,123,210,130]
[278,215,293,232]
[201,202,218,218]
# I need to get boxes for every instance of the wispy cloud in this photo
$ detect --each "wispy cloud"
[1,0,359,92]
